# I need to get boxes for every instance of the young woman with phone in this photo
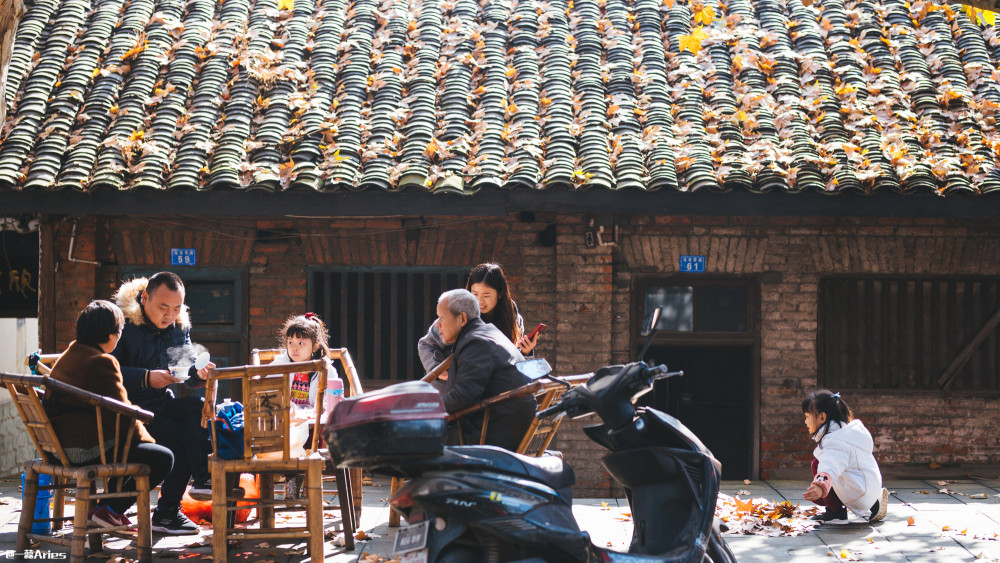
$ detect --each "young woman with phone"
[418,263,544,371]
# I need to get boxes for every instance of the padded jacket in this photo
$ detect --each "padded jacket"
[812,419,883,518]
[442,318,536,451]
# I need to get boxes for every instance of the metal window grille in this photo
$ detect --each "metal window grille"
[818,277,1000,391]
[309,268,468,383]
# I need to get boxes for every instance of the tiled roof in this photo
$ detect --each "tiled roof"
[1,0,1000,195]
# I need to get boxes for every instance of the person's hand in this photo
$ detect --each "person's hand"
[290,405,313,425]
[803,483,824,501]
[197,361,216,380]
[149,369,180,389]
[517,332,540,355]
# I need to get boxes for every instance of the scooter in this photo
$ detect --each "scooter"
[325,308,736,562]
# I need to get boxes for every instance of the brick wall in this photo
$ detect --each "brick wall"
[38,214,1000,495]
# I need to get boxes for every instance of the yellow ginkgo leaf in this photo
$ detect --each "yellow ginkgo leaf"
[677,33,702,53]
[839,549,850,559]
[277,0,294,10]
[662,0,674,7]
[693,4,715,25]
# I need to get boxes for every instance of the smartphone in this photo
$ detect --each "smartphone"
[526,323,547,340]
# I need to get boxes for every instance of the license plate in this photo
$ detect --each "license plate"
[399,549,428,563]
[393,520,429,554]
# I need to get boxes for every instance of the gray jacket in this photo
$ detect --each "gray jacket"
[443,318,536,451]
[418,308,526,372]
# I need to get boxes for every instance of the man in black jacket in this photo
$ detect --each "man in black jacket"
[112,272,214,534]
[436,289,536,451]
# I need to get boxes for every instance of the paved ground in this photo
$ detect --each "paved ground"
[1,475,999,562]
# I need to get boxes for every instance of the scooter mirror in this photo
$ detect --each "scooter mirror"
[640,307,662,337]
[516,358,553,380]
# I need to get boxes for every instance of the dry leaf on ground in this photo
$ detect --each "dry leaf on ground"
[716,494,819,536]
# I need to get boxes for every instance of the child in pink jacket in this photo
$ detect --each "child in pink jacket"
[801,390,889,525]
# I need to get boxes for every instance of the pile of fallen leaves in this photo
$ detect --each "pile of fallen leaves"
[715,493,820,537]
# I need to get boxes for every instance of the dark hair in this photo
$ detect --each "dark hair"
[466,263,521,343]
[146,271,185,296]
[802,389,854,440]
[279,313,331,359]
[76,300,124,347]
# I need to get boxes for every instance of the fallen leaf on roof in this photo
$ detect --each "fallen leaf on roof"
[355,529,372,540]
[277,0,294,9]
[908,517,916,526]
[692,3,715,25]
[929,462,941,469]
[744,479,752,485]
[601,501,611,510]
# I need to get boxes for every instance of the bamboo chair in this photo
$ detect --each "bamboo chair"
[250,347,364,527]
[201,359,346,562]
[2,372,155,563]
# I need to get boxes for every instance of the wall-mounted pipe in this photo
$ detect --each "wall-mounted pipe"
[67,219,101,266]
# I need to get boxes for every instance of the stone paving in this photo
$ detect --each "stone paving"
[0,475,998,562]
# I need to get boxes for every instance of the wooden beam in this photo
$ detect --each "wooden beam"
[39,217,56,353]
[2,189,1000,218]
[938,306,1000,390]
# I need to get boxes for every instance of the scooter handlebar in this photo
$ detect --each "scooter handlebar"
[537,402,567,419]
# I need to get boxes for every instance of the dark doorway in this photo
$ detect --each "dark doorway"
[634,277,759,479]
[645,345,753,480]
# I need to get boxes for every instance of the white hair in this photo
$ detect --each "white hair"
[439,289,480,320]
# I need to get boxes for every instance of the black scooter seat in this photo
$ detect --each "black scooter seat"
[447,446,576,491]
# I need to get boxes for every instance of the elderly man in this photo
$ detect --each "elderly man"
[435,288,537,451]
[112,272,214,534]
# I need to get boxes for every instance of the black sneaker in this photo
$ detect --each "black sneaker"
[869,488,889,523]
[188,476,212,500]
[810,507,849,525]
[151,508,200,535]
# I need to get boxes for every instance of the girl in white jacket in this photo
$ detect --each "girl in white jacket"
[801,390,889,525]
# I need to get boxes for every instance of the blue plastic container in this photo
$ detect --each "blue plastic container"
[21,472,53,534]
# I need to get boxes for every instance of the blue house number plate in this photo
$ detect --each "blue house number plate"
[170,248,197,266]
[679,255,706,273]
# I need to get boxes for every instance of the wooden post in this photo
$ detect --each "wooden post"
[135,474,152,563]
[0,0,25,125]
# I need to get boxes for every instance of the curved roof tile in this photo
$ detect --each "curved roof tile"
[1,0,1000,194]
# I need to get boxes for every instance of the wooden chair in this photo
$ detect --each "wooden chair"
[2,371,155,563]
[201,359,347,562]
[250,347,365,527]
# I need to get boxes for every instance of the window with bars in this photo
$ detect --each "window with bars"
[818,277,1000,391]
[309,268,469,384]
